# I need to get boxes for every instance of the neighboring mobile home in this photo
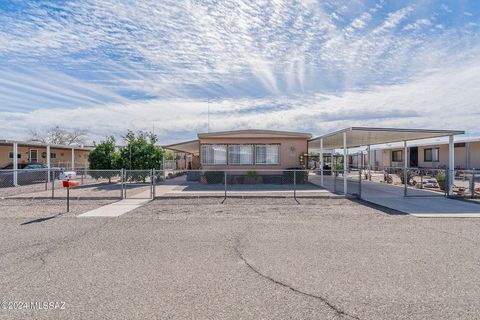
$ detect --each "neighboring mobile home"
[348,136,480,170]
[0,140,92,169]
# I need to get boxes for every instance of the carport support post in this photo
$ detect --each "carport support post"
[13,142,18,186]
[71,147,75,170]
[343,132,347,196]
[448,135,455,196]
[404,141,408,197]
[320,138,324,187]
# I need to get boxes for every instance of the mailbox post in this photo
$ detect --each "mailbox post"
[63,180,80,212]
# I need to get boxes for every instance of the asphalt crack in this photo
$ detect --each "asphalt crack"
[233,238,361,320]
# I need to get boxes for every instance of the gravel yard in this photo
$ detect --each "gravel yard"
[0,199,116,219]
[1,197,480,319]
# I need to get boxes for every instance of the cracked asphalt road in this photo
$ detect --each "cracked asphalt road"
[1,197,480,319]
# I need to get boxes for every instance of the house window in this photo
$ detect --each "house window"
[391,150,403,162]
[255,144,280,165]
[50,153,57,159]
[424,148,439,162]
[9,152,21,159]
[201,144,227,165]
[228,145,253,165]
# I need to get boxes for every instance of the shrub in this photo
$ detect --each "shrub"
[397,169,415,185]
[246,170,258,178]
[204,171,224,184]
[435,171,446,190]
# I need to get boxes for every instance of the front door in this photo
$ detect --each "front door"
[409,147,418,167]
[30,149,38,163]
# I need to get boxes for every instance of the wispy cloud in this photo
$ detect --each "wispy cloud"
[0,0,478,142]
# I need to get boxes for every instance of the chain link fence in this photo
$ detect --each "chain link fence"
[2,167,478,202]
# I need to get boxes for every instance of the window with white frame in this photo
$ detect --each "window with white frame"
[255,144,280,165]
[201,144,227,165]
[424,148,439,162]
[228,144,253,164]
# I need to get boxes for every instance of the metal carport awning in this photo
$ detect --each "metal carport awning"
[308,127,465,150]
[163,139,200,154]
[308,127,465,197]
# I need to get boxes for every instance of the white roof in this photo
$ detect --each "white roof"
[371,136,480,151]
[309,127,465,150]
[0,139,92,150]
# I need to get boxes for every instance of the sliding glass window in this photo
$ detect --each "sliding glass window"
[255,144,280,165]
[228,145,253,165]
[424,148,439,162]
[201,144,227,165]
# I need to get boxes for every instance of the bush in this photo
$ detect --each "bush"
[435,171,446,190]
[283,167,308,184]
[204,171,224,184]
[397,169,415,185]
[247,170,258,178]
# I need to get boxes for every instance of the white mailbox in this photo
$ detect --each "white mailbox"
[60,171,77,180]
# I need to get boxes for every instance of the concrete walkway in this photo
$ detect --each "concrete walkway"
[78,198,151,217]
[78,188,153,217]
[316,175,480,217]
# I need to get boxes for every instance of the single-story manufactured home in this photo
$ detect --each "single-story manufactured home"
[0,139,91,170]
[164,129,312,171]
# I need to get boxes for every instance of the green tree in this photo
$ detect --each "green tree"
[87,137,120,183]
[117,131,164,181]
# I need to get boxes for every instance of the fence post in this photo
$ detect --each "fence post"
[293,170,297,199]
[333,170,336,193]
[162,155,166,181]
[150,169,154,200]
[120,169,124,199]
[224,171,227,202]
[153,169,156,199]
[358,169,362,199]
[123,169,127,199]
[472,172,475,199]
[51,170,55,199]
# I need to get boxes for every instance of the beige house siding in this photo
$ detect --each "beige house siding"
[199,137,307,171]
[371,141,480,170]
[470,142,480,169]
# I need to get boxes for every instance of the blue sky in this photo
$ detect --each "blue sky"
[0,0,479,144]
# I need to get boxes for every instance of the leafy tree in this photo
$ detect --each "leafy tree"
[117,131,164,181]
[88,137,119,183]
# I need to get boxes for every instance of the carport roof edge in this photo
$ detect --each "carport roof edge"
[308,127,465,149]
